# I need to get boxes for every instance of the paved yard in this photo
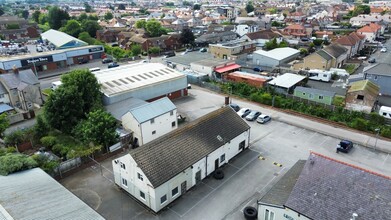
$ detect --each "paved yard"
[60,88,391,220]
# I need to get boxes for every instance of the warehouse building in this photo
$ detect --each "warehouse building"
[94,63,188,105]
[253,48,300,68]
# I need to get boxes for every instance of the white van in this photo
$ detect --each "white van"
[308,69,331,82]
[51,81,62,90]
[379,106,391,119]
[89,67,101,72]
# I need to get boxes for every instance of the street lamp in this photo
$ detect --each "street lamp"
[374,128,380,151]
[229,86,233,104]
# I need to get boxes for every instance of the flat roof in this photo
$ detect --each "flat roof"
[0,168,105,220]
[254,48,300,61]
[0,45,103,62]
[94,63,186,97]
[165,52,214,66]
[191,58,230,67]
[268,73,306,88]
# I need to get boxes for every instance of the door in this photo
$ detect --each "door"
[214,158,219,171]
[181,181,187,194]
[195,170,201,185]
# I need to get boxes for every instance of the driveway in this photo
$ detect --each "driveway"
[60,87,391,220]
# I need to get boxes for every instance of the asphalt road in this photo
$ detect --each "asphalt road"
[60,87,391,220]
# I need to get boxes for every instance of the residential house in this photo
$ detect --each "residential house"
[195,31,238,46]
[0,16,40,42]
[234,22,260,37]
[350,14,391,27]
[241,29,283,47]
[129,34,182,52]
[0,69,43,111]
[314,31,333,39]
[268,73,307,94]
[322,43,349,68]
[283,24,309,38]
[0,83,11,107]
[258,152,391,220]
[209,39,256,60]
[171,19,188,31]
[335,32,366,58]
[252,48,300,68]
[363,63,391,95]
[217,6,235,20]
[296,44,348,70]
[187,17,202,27]
[294,86,335,105]
[356,23,382,42]
[345,80,379,113]
[121,97,177,147]
[96,28,126,43]
[286,12,306,22]
[112,106,251,212]
[202,16,215,25]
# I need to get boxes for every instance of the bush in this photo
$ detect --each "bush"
[31,154,59,174]
[0,153,38,176]
[349,118,369,131]
[40,136,57,149]
[4,130,24,147]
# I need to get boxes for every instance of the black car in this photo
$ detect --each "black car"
[253,67,262,72]
[163,51,176,58]
[102,58,113,64]
[108,62,120,68]
[229,103,240,112]
[78,58,89,64]
[336,140,353,153]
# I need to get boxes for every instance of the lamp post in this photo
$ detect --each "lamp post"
[32,60,38,77]
[229,86,233,104]
[374,128,380,151]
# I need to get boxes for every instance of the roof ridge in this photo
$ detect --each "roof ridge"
[310,151,391,180]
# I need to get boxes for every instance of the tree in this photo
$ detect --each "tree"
[38,13,48,25]
[104,12,113,20]
[313,39,323,46]
[33,114,49,140]
[180,28,195,46]
[32,10,40,23]
[48,6,70,30]
[265,38,278,50]
[78,12,88,22]
[299,48,308,55]
[130,2,136,6]
[145,19,163,37]
[78,31,95,45]
[0,113,9,138]
[246,1,254,13]
[81,20,101,38]
[59,20,81,37]
[118,4,126,10]
[84,2,93,13]
[44,69,102,134]
[131,44,142,56]
[193,4,201,10]
[0,153,37,176]
[135,20,146,29]
[21,10,29,19]
[352,5,370,16]
[88,14,99,21]
[183,1,191,6]
[0,7,4,16]
[74,109,118,151]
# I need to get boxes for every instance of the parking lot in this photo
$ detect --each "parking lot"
[60,87,391,220]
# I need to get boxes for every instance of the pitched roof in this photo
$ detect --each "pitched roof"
[316,50,333,61]
[259,160,306,206]
[130,106,250,187]
[254,48,300,61]
[348,79,380,95]
[268,73,307,89]
[128,97,176,123]
[363,63,391,76]
[295,86,336,97]
[0,69,39,89]
[41,29,88,49]
[285,153,391,220]
[285,24,305,30]
[245,30,281,40]
[323,44,348,58]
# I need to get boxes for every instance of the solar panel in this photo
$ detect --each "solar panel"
[125,77,135,82]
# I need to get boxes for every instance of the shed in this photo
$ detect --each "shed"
[227,71,271,87]
[345,80,379,113]
[253,48,300,68]
[294,86,336,105]
[268,73,307,94]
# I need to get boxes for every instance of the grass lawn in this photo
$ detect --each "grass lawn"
[42,88,52,96]
[343,64,357,74]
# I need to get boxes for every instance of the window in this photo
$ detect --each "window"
[0,94,4,98]
[220,154,225,163]
[374,75,378,80]
[319,95,324,100]
[357,95,364,100]
[137,173,143,181]
[172,187,179,196]
[265,209,275,220]
[160,195,167,204]
[151,118,155,124]
[140,191,145,200]
[122,178,128,187]
[239,140,245,151]
[172,121,176,127]
[309,94,314,99]
[120,162,126,170]
[302,92,306,96]
[152,130,156,135]
[170,111,173,116]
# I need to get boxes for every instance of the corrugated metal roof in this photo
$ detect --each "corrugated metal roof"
[0,168,105,220]
[41,29,88,49]
[0,104,13,114]
[129,97,176,123]
[268,73,306,89]
[295,86,336,97]
[94,63,186,97]
[105,97,147,120]
[254,48,300,61]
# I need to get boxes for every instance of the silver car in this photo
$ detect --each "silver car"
[256,114,271,124]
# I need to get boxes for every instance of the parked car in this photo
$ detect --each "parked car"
[102,58,113,64]
[163,51,176,58]
[78,58,89,64]
[368,58,376,63]
[237,108,251,118]
[336,140,353,153]
[253,67,262,72]
[381,48,387,53]
[229,103,240,112]
[185,48,193,52]
[108,62,120,68]
[246,110,261,121]
[36,46,43,52]
[199,48,207,53]
[256,114,271,124]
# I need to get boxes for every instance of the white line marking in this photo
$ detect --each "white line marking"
[382,154,390,167]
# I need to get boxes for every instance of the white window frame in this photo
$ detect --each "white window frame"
[137,172,144,181]
[160,194,167,205]
[122,178,128,187]
[172,187,179,197]
[140,191,146,200]
[265,209,275,220]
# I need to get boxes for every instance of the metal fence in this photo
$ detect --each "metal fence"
[56,157,82,177]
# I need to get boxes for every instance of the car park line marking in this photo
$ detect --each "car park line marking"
[256,167,287,194]
[258,156,266,160]
[273,162,283,167]
[382,154,390,167]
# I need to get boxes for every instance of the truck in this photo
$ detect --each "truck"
[51,81,62,90]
